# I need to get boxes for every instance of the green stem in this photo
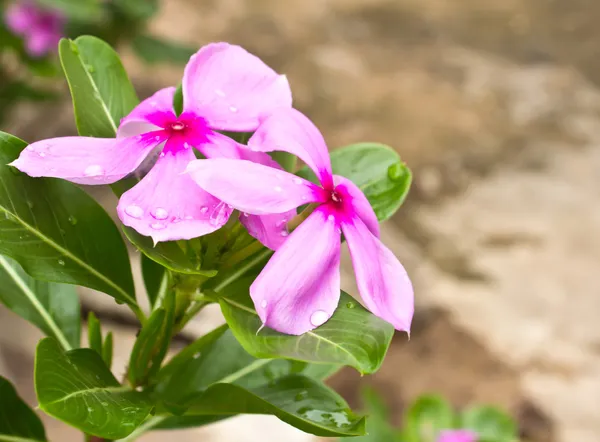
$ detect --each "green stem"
[115,415,166,442]
[286,203,318,232]
[174,300,209,334]
[221,240,264,269]
[129,303,147,326]
[213,248,273,293]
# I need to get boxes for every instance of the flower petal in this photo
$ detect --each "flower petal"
[239,211,296,250]
[186,158,323,215]
[117,146,232,244]
[118,87,176,138]
[182,42,292,131]
[342,216,413,333]
[334,174,379,237]
[10,134,160,185]
[251,208,341,335]
[248,108,333,188]
[5,2,37,34]
[437,430,478,442]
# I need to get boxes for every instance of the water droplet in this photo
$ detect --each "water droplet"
[86,64,95,73]
[274,186,283,192]
[150,222,166,230]
[26,200,34,209]
[346,302,355,309]
[215,89,226,97]
[301,195,308,201]
[84,164,104,177]
[38,152,46,157]
[152,207,168,220]
[159,152,165,157]
[327,214,335,222]
[183,142,191,149]
[26,145,34,151]
[280,230,289,237]
[295,391,308,401]
[260,300,268,308]
[101,402,108,406]
[154,135,161,141]
[387,162,405,180]
[58,259,65,266]
[293,177,303,184]
[68,215,78,225]
[229,106,238,113]
[310,310,329,327]
[184,215,194,220]
[87,407,92,412]
[199,206,208,214]
[193,352,201,359]
[242,212,249,217]
[125,205,143,219]
[150,101,158,107]
[136,134,143,141]
[276,219,287,227]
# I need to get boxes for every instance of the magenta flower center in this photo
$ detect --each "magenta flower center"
[170,122,186,131]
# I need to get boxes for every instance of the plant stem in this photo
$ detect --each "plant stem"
[286,203,318,232]
[221,240,264,269]
[129,303,147,326]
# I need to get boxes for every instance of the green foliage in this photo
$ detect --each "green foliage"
[460,406,517,442]
[0,376,47,441]
[132,34,196,64]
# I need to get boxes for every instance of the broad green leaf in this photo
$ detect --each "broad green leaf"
[220,291,393,375]
[128,292,175,386]
[0,254,80,350]
[87,311,102,355]
[132,35,196,65]
[297,143,411,222]
[172,84,183,116]
[0,133,136,306]
[37,0,102,20]
[0,376,47,442]
[141,254,167,309]
[181,375,365,437]
[59,36,138,138]
[403,395,455,442]
[102,331,114,369]
[460,406,517,441]
[35,338,152,439]
[344,387,400,442]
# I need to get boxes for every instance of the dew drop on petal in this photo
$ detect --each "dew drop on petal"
[274,186,283,192]
[310,310,329,327]
[150,101,158,107]
[160,152,165,157]
[276,219,287,227]
[183,142,191,149]
[199,206,208,214]
[184,215,194,220]
[151,207,168,220]
[84,165,104,177]
[242,212,249,217]
[280,230,289,237]
[328,214,335,222]
[301,195,308,201]
[154,135,161,141]
[260,300,267,308]
[215,89,226,97]
[125,205,143,219]
[229,106,238,113]
[38,152,46,157]
[293,177,303,185]
[150,222,166,230]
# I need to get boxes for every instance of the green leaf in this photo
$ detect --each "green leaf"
[297,143,412,222]
[35,338,153,439]
[220,291,393,374]
[403,395,455,442]
[0,255,80,350]
[141,254,167,310]
[128,292,175,386]
[270,151,297,172]
[173,84,183,116]
[37,0,102,20]
[87,311,102,355]
[59,36,138,138]
[0,132,137,306]
[102,331,114,369]
[112,0,158,19]
[460,406,517,441]
[345,387,400,442]
[0,376,47,442]
[132,35,196,65]
[182,375,365,437]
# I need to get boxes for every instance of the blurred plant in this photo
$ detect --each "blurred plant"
[0,0,196,123]
[341,390,519,442]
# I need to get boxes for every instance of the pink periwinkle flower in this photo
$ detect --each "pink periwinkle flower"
[10,43,294,246]
[186,108,414,335]
[437,429,478,442]
[5,0,64,57]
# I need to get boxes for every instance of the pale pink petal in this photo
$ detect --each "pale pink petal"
[342,215,413,333]
[118,87,177,138]
[25,30,59,57]
[182,42,292,131]
[117,146,232,244]
[5,2,37,35]
[10,134,161,185]
[437,430,478,442]
[334,174,379,237]
[251,208,341,335]
[248,108,333,188]
[186,158,324,215]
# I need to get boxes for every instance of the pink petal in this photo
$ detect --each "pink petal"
[248,108,333,188]
[342,215,414,333]
[240,211,296,251]
[25,30,59,57]
[118,87,177,138]
[334,175,379,237]
[10,134,160,185]
[182,42,292,132]
[117,146,232,244]
[186,158,323,215]
[251,208,341,335]
[437,430,478,442]
[5,2,37,35]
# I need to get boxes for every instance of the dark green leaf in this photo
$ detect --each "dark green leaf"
[132,35,196,65]
[403,395,455,442]
[35,338,152,439]
[270,151,297,172]
[37,0,102,20]
[0,254,80,350]
[0,376,47,441]
[154,415,226,430]
[220,291,393,375]
[344,387,400,442]
[112,0,158,19]
[128,292,175,386]
[0,132,137,306]
[460,406,517,441]
[297,143,412,222]
[182,375,365,437]
[59,36,138,138]
[141,254,167,310]
[173,84,183,116]
[87,311,102,355]
[102,331,113,369]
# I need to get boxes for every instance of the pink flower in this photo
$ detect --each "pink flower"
[10,43,294,245]
[186,108,414,335]
[437,429,478,442]
[5,1,64,57]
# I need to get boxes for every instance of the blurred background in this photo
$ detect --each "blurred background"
[2,0,600,441]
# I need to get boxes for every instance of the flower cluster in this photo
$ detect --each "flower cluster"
[11,43,414,336]
[5,0,64,57]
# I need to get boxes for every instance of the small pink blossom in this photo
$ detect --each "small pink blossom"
[186,108,414,335]
[437,429,478,442]
[10,43,294,245]
[5,0,64,57]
